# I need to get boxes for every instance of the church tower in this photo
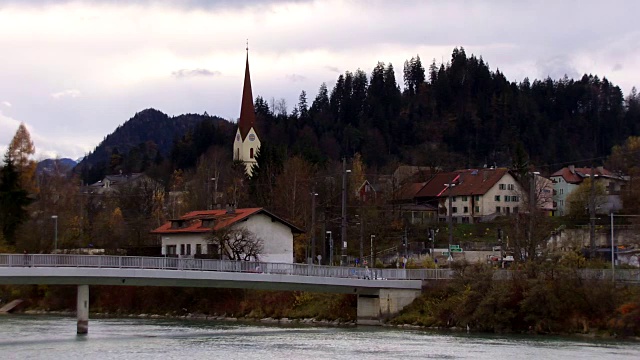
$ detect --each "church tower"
[233,48,261,176]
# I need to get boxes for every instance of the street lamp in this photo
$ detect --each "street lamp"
[340,158,351,266]
[310,189,318,264]
[51,215,58,252]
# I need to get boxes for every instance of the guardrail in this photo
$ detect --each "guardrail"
[0,254,453,281]
[1,254,637,283]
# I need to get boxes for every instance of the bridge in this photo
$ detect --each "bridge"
[1,254,638,334]
[0,254,434,333]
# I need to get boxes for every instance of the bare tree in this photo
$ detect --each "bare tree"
[207,227,264,261]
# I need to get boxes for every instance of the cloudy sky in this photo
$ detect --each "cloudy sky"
[1,0,639,160]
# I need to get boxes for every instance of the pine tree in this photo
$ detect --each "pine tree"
[0,152,31,246]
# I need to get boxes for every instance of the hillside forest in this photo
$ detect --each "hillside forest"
[2,47,640,261]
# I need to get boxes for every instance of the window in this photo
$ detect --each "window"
[495,195,500,201]
[512,196,519,202]
[505,196,510,202]
[464,206,469,213]
[475,206,480,213]
[235,148,239,160]
[462,217,470,224]
[475,195,480,201]
[166,245,176,255]
[186,244,191,255]
[452,207,458,213]
[452,196,457,202]
[560,189,564,195]
[514,207,519,214]
[462,196,468,201]
[505,207,511,215]
[496,206,501,213]
[180,244,185,255]
[196,244,202,255]
[499,184,505,190]
[508,184,515,190]
[250,148,254,159]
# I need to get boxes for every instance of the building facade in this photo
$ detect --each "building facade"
[151,208,303,263]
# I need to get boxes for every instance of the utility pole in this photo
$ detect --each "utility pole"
[589,165,596,259]
[370,234,375,266]
[310,188,318,264]
[359,207,364,263]
[446,177,456,263]
[341,157,349,266]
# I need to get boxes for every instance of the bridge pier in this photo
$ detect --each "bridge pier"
[77,285,89,334]
[357,288,421,325]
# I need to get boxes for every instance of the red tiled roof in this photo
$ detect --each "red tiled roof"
[550,167,613,184]
[415,168,511,198]
[150,208,303,234]
[396,182,427,201]
[237,53,256,140]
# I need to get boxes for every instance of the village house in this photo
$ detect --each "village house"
[88,172,158,195]
[413,168,527,223]
[151,207,303,263]
[550,165,626,216]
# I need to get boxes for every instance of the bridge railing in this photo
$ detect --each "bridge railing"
[0,254,454,280]
[1,254,638,283]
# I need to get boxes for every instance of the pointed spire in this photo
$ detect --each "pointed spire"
[238,45,256,140]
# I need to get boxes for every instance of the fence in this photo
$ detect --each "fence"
[1,254,638,283]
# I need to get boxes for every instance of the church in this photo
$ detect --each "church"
[232,49,261,176]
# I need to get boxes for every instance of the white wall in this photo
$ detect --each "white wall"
[233,127,261,176]
[160,213,294,263]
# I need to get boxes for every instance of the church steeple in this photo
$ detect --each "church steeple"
[238,47,256,140]
[233,44,261,177]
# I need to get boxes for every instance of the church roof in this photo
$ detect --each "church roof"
[238,52,257,140]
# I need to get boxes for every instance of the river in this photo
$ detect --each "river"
[0,315,638,359]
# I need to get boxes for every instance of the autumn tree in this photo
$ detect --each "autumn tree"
[207,226,264,261]
[7,123,37,194]
[607,136,640,214]
[565,178,607,220]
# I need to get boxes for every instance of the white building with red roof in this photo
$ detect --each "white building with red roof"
[151,207,303,263]
[550,165,626,215]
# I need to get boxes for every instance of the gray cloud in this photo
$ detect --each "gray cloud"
[535,56,580,81]
[325,66,340,73]
[285,74,306,82]
[0,0,311,10]
[172,69,221,78]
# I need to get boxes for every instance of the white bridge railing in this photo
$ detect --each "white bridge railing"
[1,254,638,283]
[0,254,453,281]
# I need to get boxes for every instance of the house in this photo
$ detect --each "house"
[387,181,438,224]
[414,168,526,223]
[151,207,303,263]
[88,172,150,194]
[550,165,626,216]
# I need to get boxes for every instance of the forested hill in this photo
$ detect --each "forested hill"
[76,108,230,184]
[77,48,640,186]
[257,47,640,172]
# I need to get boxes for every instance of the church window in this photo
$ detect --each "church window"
[250,148,254,158]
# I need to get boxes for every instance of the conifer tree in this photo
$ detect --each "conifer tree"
[0,152,31,245]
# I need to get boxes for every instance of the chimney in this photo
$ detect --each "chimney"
[597,166,604,174]
[226,203,236,214]
[568,165,575,174]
